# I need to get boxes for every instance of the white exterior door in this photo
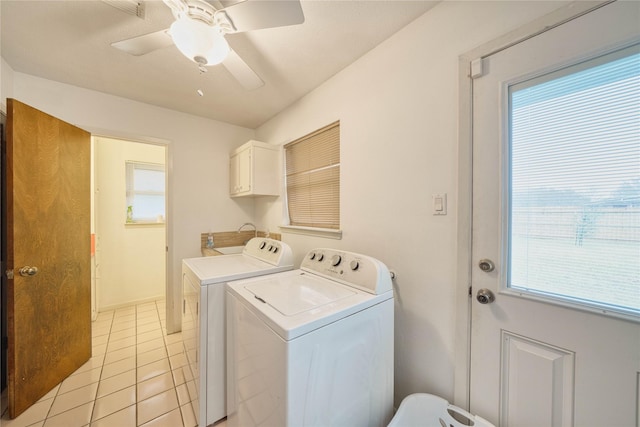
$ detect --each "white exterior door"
[470,3,640,426]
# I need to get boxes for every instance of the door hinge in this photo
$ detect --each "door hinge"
[5,269,13,280]
[468,286,472,297]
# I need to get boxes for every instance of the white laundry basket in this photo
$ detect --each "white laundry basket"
[388,393,495,427]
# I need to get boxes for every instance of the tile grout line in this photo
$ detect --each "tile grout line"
[47,311,113,426]
[39,311,110,426]
[135,304,139,427]
[163,300,187,427]
[88,309,113,427]
[95,306,138,426]
[8,302,186,427]
[137,300,180,427]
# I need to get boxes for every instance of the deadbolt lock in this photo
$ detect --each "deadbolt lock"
[478,259,495,272]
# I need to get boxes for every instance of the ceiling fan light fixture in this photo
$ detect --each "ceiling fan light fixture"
[170,16,230,66]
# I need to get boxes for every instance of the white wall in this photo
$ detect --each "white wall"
[254,0,570,405]
[6,73,255,332]
[94,137,166,309]
[1,58,14,113]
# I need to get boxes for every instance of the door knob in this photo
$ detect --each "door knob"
[476,288,495,304]
[478,259,495,272]
[18,266,38,277]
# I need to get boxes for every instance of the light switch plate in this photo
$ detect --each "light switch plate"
[432,193,447,215]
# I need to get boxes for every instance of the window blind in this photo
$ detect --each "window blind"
[285,121,340,229]
[508,45,640,314]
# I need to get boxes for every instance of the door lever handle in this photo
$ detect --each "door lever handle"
[18,266,38,277]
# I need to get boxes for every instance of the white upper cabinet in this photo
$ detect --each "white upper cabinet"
[229,140,280,197]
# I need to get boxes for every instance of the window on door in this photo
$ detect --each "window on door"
[507,44,640,317]
[125,161,165,223]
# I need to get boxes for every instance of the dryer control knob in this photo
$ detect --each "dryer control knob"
[317,253,324,261]
[309,252,316,260]
[331,255,342,266]
[350,260,360,271]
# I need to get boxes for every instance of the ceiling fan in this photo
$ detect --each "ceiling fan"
[111,0,305,90]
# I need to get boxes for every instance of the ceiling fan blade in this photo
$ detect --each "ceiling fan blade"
[222,50,264,90]
[111,29,173,56]
[219,0,304,33]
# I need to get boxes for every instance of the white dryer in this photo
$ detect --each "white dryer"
[226,248,394,427]
[181,238,294,427]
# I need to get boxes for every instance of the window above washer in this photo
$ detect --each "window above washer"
[283,121,341,238]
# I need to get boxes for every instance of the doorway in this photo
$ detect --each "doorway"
[92,136,167,316]
[467,2,639,425]
[0,102,172,418]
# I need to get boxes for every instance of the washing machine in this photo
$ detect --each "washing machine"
[181,237,294,427]
[226,248,394,427]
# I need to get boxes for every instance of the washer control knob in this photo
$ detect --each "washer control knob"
[350,260,360,271]
[259,241,267,250]
[317,253,324,262]
[309,252,316,260]
[331,255,342,266]
[272,246,279,253]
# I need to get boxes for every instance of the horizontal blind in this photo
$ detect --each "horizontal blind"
[508,45,640,314]
[285,121,340,229]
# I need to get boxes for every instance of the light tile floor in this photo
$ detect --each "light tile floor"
[1,300,225,427]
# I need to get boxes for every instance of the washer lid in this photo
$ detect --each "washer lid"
[245,273,356,316]
[183,254,293,285]
[228,269,393,340]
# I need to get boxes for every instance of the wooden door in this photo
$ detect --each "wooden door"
[3,99,91,418]
[469,3,640,426]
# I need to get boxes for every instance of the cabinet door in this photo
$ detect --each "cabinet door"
[230,141,279,197]
[229,147,251,195]
[229,153,239,195]
[236,146,252,193]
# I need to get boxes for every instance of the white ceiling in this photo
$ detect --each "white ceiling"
[1,0,438,128]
